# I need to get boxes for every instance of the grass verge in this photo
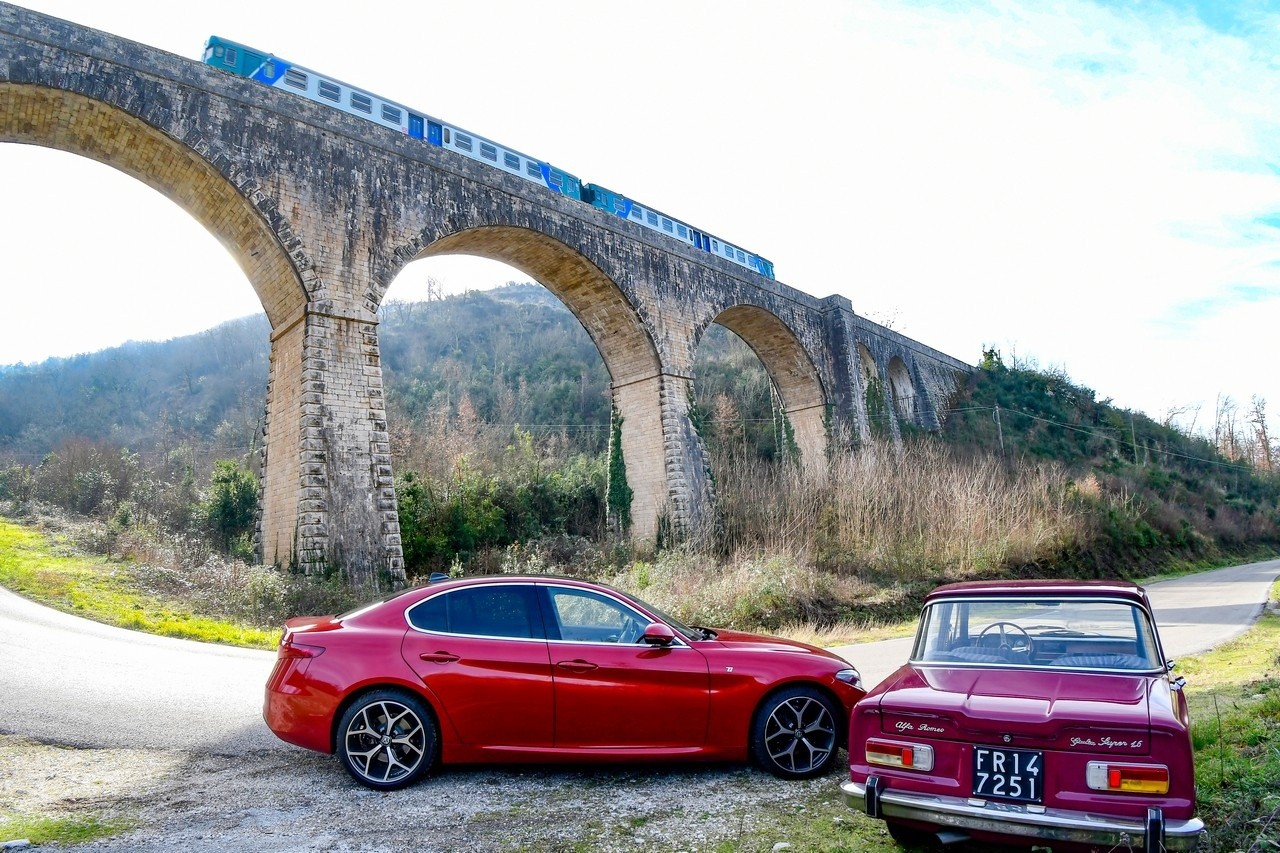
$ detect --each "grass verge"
[0,813,136,846]
[1180,582,1280,852]
[0,518,277,649]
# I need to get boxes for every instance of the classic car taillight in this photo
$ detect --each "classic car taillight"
[1085,762,1170,794]
[865,739,935,772]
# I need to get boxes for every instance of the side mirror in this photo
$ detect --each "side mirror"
[641,622,676,646]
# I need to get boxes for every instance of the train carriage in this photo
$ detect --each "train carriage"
[203,36,773,279]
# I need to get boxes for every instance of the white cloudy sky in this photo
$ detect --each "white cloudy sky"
[4,0,1280,432]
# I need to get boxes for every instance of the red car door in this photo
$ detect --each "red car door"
[539,584,710,749]
[401,584,553,748]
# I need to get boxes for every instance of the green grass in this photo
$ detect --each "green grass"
[1180,581,1280,851]
[0,518,277,649]
[0,813,136,845]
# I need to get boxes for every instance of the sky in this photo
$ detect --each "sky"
[3,0,1280,433]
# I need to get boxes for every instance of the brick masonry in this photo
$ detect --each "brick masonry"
[0,3,972,586]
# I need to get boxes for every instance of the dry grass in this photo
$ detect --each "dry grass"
[714,439,1088,579]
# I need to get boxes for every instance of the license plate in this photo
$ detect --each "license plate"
[972,746,1043,803]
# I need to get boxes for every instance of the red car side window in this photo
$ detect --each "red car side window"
[409,586,542,640]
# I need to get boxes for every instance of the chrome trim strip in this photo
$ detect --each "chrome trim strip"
[841,780,1204,850]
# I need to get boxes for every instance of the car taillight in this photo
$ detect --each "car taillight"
[866,739,935,772]
[1086,762,1170,794]
[278,640,324,660]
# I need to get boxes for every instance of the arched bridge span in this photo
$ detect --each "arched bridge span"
[0,3,971,585]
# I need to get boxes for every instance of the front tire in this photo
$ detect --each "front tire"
[336,689,437,790]
[750,685,840,779]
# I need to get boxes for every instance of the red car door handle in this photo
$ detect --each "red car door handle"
[420,652,460,664]
[556,660,598,673]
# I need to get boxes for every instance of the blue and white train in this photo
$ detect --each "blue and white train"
[203,36,776,280]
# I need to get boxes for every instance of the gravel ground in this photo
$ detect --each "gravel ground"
[0,735,847,852]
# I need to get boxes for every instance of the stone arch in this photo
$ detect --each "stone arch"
[402,225,669,538]
[887,356,917,423]
[857,342,879,386]
[0,85,306,325]
[0,83,313,571]
[415,226,661,385]
[704,305,828,477]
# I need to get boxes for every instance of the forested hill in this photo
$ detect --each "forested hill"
[0,284,625,463]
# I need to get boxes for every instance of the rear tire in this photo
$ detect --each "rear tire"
[750,685,840,779]
[336,689,437,790]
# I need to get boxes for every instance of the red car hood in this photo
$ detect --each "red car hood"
[873,665,1153,755]
[709,629,848,661]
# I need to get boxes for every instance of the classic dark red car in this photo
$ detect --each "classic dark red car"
[265,575,865,789]
[843,580,1205,851]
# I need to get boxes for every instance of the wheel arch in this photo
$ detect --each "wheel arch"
[752,679,850,749]
[328,679,448,755]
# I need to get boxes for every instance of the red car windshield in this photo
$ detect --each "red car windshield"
[911,596,1162,671]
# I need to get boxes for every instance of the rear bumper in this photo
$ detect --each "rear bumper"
[842,778,1205,850]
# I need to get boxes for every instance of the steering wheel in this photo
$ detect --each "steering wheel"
[977,621,1033,656]
[617,619,643,644]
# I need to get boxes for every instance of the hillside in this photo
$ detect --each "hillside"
[0,283,783,466]
[2,285,1277,597]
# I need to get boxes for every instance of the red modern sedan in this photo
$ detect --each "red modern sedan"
[265,575,865,789]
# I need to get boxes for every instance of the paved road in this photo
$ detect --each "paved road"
[1,558,1277,753]
[0,585,279,752]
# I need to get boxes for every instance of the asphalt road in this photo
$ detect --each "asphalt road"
[1,558,1277,754]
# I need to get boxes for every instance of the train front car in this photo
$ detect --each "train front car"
[203,36,269,78]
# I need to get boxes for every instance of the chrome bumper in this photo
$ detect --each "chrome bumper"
[842,778,1205,851]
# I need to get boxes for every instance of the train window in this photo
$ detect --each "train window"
[284,69,307,90]
[630,207,643,221]
[614,198,627,215]
[549,172,563,189]
[647,211,659,226]
[262,62,277,78]
[479,142,498,161]
[455,132,473,151]
[526,160,541,178]
[677,224,688,238]
[737,250,746,262]
[443,127,451,143]
[224,47,238,67]
[318,80,340,102]
[350,92,372,114]
[662,218,673,233]
[382,104,402,123]
[504,152,520,170]
[724,245,734,257]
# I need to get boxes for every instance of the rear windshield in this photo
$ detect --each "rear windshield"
[912,597,1161,671]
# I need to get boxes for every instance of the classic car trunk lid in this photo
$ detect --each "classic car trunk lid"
[877,666,1153,754]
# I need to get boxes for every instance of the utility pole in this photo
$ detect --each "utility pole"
[1129,414,1140,465]
[994,404,1005,457]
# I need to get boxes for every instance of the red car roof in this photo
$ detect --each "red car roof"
[923,578,1149,604]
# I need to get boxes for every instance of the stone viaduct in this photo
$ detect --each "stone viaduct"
[0,3,971,588]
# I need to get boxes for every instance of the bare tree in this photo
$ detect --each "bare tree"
[1248,396,1273,472]
[1214,394,1240,460]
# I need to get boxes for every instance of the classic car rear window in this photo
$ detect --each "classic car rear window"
[911,597,1160,670]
